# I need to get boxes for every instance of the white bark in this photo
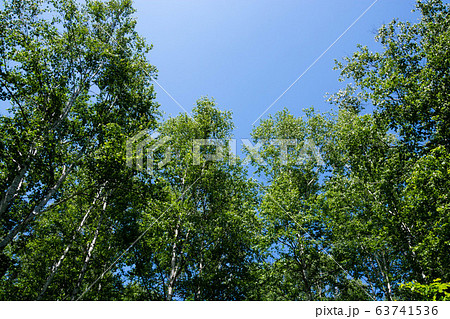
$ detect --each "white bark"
[367,189,427,280]
[195,242,204,300]
[0,65,97,219]
[374,253,393,301]
[0,144,38,218]
[37,188,104,300]
[0,18,119,223]
[167,219,181,301]
[71,202,105,300]
[0,150,84,251]
[0,165,27,218]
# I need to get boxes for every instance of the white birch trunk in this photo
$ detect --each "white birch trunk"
[36,188,104,300]
[167,219,181,301]
[0,150,84,251]
[71,205,104,300]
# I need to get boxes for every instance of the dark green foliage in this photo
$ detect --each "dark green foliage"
[1,0,449,300]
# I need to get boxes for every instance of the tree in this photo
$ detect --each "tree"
[0,0,158,294]
[247,109,372,300]
[126,98,261,300]
[400,279,450,301]
[329,0,450,298]
[318,108,402,300]
[2,0,449,301]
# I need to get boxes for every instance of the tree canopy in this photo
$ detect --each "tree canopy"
[0,0,449,301]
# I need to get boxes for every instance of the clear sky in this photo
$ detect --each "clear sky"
[132,0,419,141]
[1,0,419,141]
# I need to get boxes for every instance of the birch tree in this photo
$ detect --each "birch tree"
[126,98,260,300]
[332,0,450,294]
[0,0,158,280]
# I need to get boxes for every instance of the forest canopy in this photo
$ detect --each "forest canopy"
[0,0,449,301]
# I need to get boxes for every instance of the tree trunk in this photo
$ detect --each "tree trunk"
[167,218,181,301]
[71,208,104,300]
[0,165,27,218]
[36,188,104,300]
[195,251,204,300]
[0,150,84,252]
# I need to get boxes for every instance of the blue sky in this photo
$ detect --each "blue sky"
[1,0,419,141]
[132,0,419,141]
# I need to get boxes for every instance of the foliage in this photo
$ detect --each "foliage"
[399,279,450,301]
[126,98,261,300]
[0,0,158,299]
[331,0,450,292]
[1,0,449,301]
